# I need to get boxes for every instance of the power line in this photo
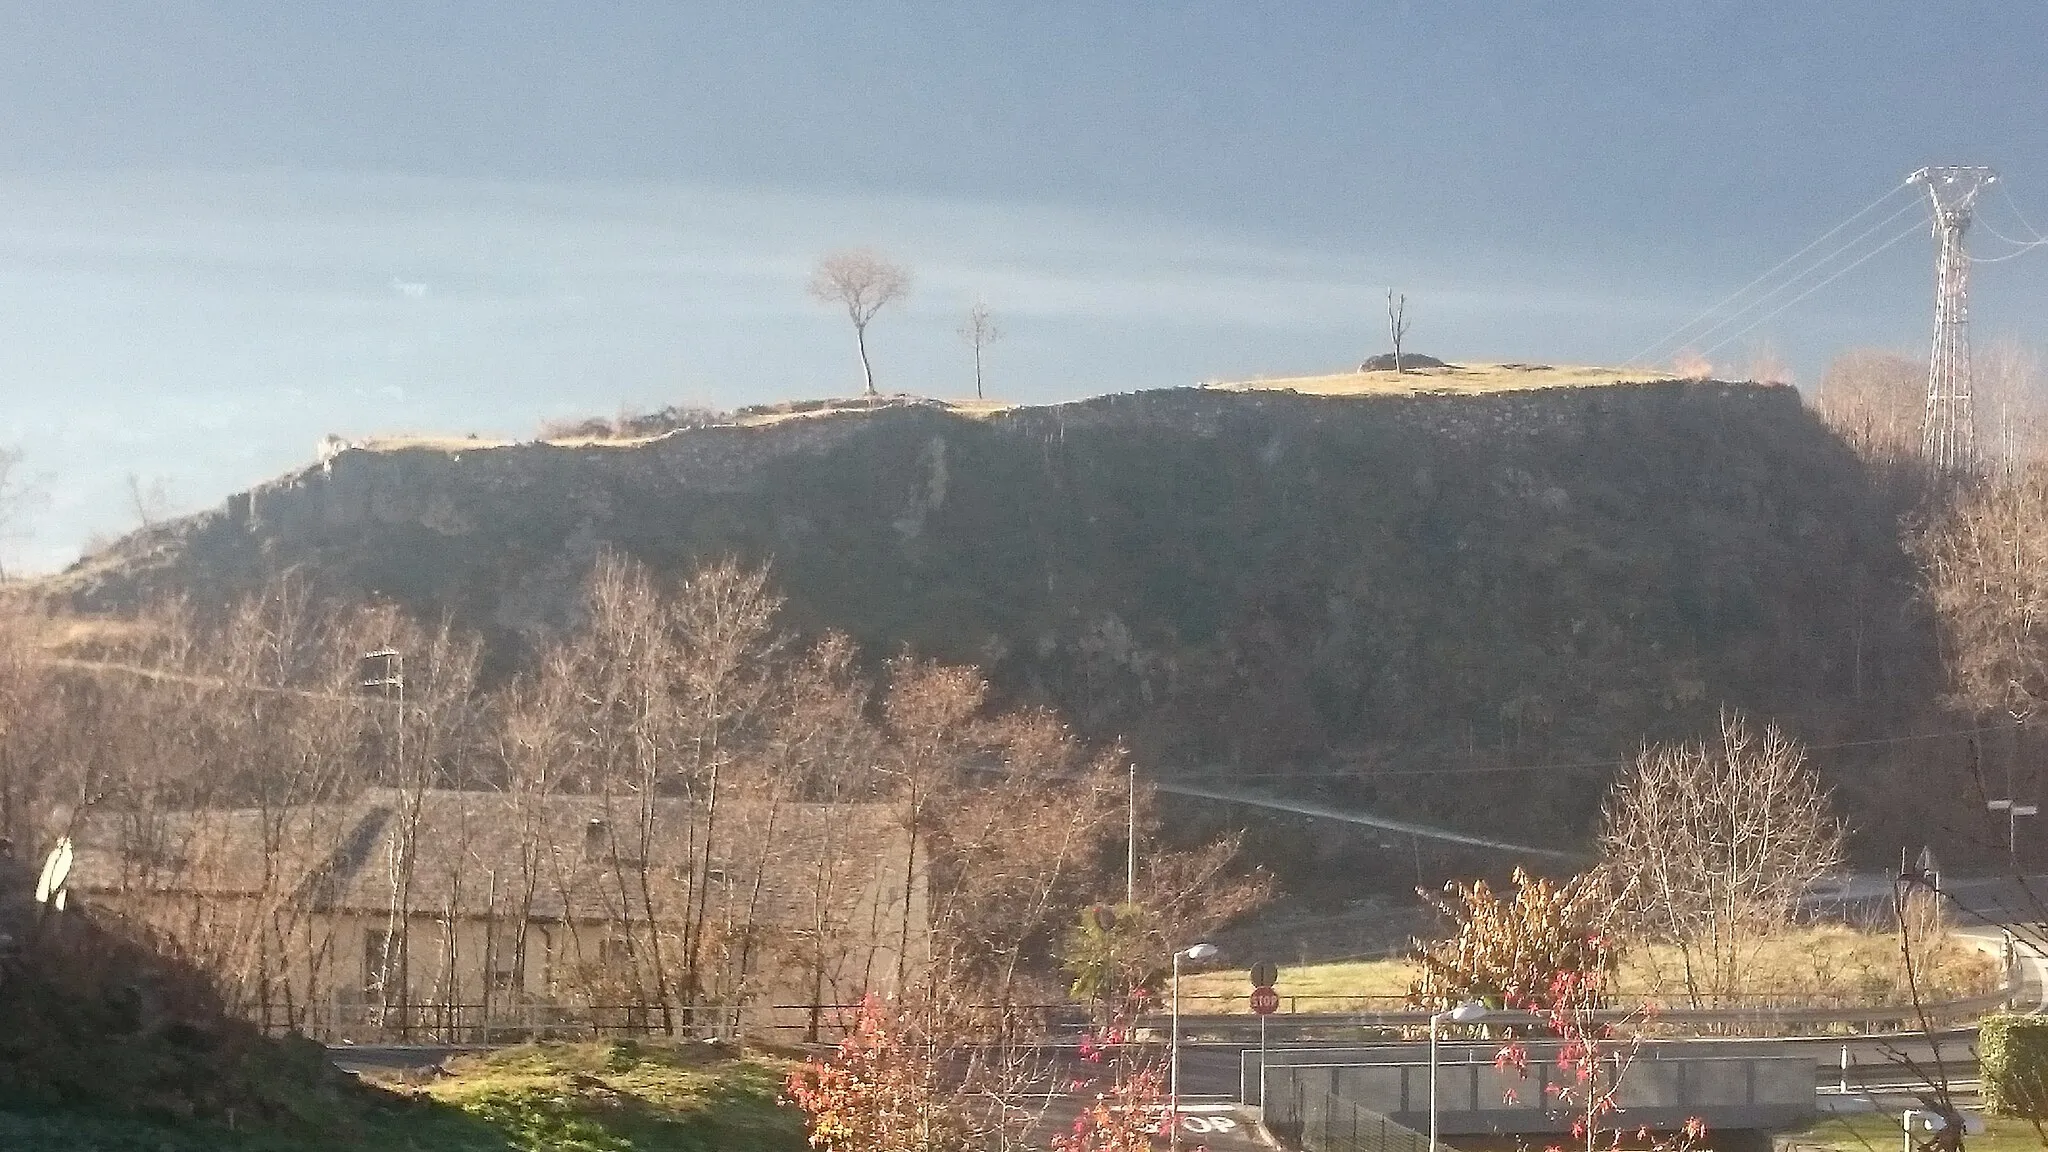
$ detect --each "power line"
[1970,245,2048,266]
[2000,183,2048,243]
[1698,212,1927,362]
[1689,201,1927,361]
[1174,717,2034,784]
[1154,778,1590,860]
[1968,208,2048,264]
[1623,180,1915,370]
[1974,217,2048,252]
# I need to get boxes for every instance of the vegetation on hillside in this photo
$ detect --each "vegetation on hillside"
[0,1040,801,1152]
[42,382,1956,884]
[0,558,1262,1041]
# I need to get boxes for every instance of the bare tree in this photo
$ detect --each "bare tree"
[1913,464,2048,720]
[958,299,1002,400]
[124,473,176,529]
[1975,339,2048,474]
[1386,289,1411,374]
[1599,709,1846,1008]
[1816,348,1926,466]
[809,249,911,397]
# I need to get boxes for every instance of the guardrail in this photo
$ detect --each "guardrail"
[1244,1033,1988,1105]
[1159,978,2020,1040]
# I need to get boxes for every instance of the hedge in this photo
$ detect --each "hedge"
[1980,1014,2048,1117]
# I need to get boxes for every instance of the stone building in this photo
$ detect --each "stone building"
[70,788,926,1042]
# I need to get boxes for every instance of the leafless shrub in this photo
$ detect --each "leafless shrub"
[1912,464,2048,720]
[1600,709,1846,1008]
[1816,347,1926,466]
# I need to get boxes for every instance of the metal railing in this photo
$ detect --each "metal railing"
[300,999,747,1044]
[282,998,1095,1046]
[1165,977,2020,1040]
[1267,1086,1428,1152]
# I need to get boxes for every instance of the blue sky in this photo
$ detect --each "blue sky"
[1,2,2045,570]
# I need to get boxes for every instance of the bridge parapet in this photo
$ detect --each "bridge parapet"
[1258,1041,1815,1138]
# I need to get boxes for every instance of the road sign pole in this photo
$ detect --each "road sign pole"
[1259,1008,1267,1112]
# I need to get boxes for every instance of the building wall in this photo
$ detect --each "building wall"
[85,817,930,1042]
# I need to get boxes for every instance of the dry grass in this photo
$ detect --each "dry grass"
[1787,1112,2041,1152]
[1176,924,2001,1013]
[1205,362,1665,396]
[347,368,1661,458]
[354,396,1020,455]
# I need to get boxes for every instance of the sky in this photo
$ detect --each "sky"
[1,2,2045,571]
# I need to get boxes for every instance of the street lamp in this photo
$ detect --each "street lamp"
[1430,1000,1487,1152]
[1989,798,2039,858]
[1170,942,1218,1152]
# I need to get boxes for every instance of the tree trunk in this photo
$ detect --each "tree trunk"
[856,325,876,396]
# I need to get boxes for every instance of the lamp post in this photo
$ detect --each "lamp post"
[1170,942,1218,1152]
[1989,798,2039,858]
[1430,1000,1487,1152]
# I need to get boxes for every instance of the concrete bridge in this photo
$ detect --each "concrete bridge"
[1257,1040,1814,1148]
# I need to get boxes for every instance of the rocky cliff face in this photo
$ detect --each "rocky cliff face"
[53,382,1938,856]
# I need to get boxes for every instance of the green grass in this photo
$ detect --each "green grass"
[1786,1110,2048,1152]
[0,1040,806,1152]
[1177,926,2000,1012]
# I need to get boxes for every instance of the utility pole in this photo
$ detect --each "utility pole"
[1911,166,1997,474]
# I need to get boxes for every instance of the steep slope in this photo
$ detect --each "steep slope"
[48,381,1939,859]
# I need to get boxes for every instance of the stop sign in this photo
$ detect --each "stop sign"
[1249,985,1280,1015]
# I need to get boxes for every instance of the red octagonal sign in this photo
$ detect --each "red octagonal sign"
[1249,986,1280,1015]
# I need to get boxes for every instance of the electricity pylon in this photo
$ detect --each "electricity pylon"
[1911,166,1997,474]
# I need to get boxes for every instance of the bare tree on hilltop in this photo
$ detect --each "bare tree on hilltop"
[1386,288,1411,373]
[810,249,911,397]
[958,298,1001,400]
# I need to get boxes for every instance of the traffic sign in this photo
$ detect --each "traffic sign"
[1249,986,1280,1015]
[1248,960,1278,988]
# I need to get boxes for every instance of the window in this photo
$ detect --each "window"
[363,928,393,997]
[488,922,523,992]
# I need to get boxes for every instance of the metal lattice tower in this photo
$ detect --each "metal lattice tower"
[1911,165,1997,473]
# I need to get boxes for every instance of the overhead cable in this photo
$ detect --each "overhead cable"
[1685,199,1927,361]
[1623,179,1915,369]
[1698,213,1928,361]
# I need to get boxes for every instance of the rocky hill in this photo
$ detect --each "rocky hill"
[46,378,1941,865]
